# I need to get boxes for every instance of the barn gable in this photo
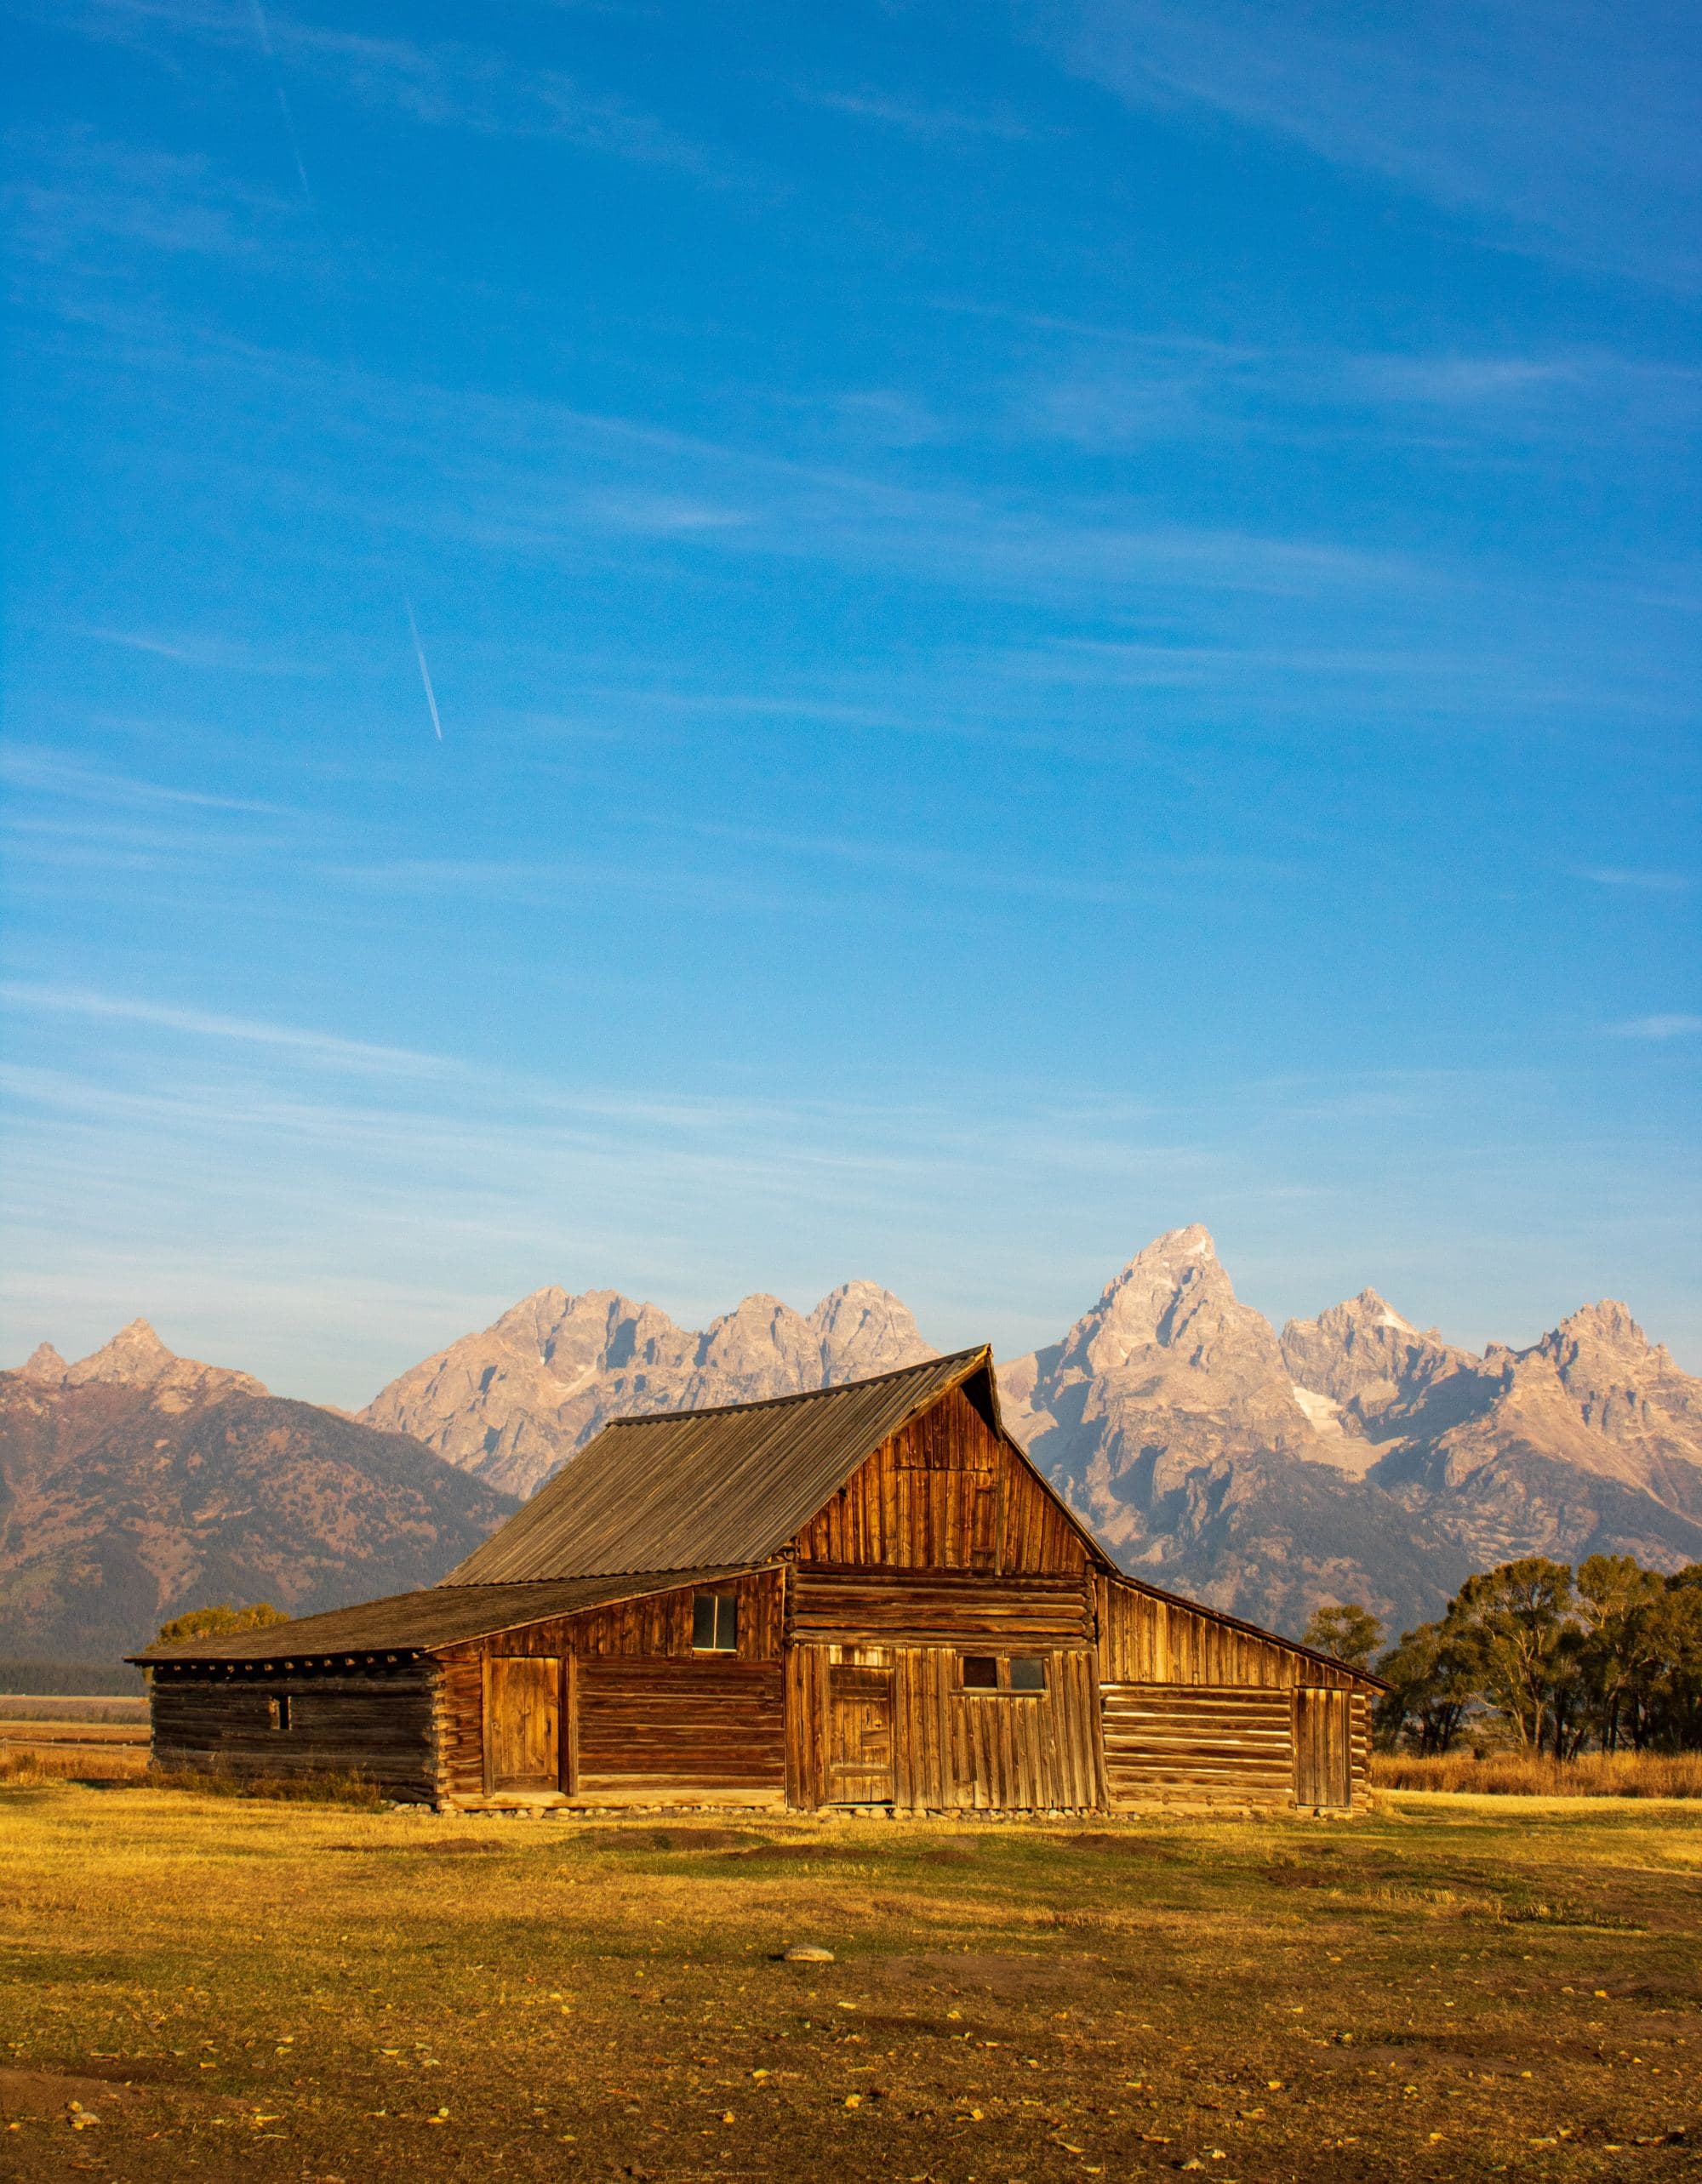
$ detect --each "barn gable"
[441,1348,998,1584]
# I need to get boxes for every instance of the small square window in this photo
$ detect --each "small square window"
[693,1590,738,1651]
[1008,1657,1047,1693]
[960,1654,999,1691]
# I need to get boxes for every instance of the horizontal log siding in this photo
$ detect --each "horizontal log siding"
[1096,1577,1358,1689]
[793,1387,1090,1575]
[150,1668,437,1797]
[788,1567,1094,1647]
[576,1658,785,1794]
[1102,1684,1294,1808]
[1351,1690,1373,1800]
[433,1571,785,1805]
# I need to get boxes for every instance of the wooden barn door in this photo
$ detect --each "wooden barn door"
[826,1662,894,1804]
[1294,1687,1352,1809]
[483,1656,563,1796]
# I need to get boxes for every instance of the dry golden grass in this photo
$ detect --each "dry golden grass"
[0,1696,148,1724]
[1372,1751,1702,1799]
[1,1782,1699,2181]
[0,1744,146,1784]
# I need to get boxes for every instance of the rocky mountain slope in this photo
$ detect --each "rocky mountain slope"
[1002,1229,1702,1635]
[362,1280,934,1498]
[0,1324,517,1664]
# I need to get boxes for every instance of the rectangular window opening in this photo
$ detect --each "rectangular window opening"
[960,1654,999,1691]
[267,1694,292,1731]
[1008,1657,1047,1693]
[692,1590,738,1652]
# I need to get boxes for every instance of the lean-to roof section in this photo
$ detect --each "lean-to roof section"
[441,1348,997,1584]
[128,1569,758,1664]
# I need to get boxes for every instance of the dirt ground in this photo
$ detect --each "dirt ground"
[1,1781,1698,2181]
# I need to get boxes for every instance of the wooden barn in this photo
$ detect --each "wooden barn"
[134,1348,1383,1816]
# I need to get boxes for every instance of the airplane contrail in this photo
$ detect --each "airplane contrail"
[248,0,312,202]
[404,598,444,742]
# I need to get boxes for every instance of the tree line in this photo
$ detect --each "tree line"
[1301,1556,1702,1758]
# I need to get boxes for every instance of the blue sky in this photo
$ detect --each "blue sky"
[3,0,1699,1401]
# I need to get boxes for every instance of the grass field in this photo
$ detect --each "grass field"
[1371,1754,1702,1799]
[2,1782,1698,2182]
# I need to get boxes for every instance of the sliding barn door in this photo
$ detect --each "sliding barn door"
[483,1656,562,1794]
[1293,1686,1352,1809]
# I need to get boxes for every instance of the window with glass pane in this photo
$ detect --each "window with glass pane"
[960,1654,999,1690]
[692,1590,738,1651]
[1008,1657,1047,1692]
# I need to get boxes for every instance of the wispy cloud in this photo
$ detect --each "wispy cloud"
[1578,867,1694,893]
[87,625,318,675]
[0,984,464,1078]
[98,323,1411,613]
[0,745,287,815]
[1014,329,1701,452]
[43,0,722,175]
[1611,1013,1702,1039]
[800,87,1037,145]
[8,125,291,265]
[1039,0,1702,290]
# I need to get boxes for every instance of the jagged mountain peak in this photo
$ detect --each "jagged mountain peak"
[1546,1298,1654,1359]
[808,1281,933,1382]
[1053,1224,1280,1384]
[16,1342,69,1383]
[1279,1286,1459,1412]
[362,1275,936,1498]
[1347,1286,1417,1332]
[54,1320,266,1400]
[69,1318,171,1378]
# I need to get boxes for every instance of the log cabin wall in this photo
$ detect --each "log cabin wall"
[1096,1577,1373,1810]
[149,1663,437,1799]
[433,1570,785,1808]
[792,1386,1091,1576]
[1101,1684,1294,1808]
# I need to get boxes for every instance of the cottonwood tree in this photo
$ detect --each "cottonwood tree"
[1300,1603,1384,1669]
[1573,1554,1668,1752]
[154,1601,289,1645]
[1374,1617,1482,1754]
[1442,1559,1578,1754]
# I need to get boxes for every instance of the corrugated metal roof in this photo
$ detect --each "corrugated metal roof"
[128,1569,757,1664]
[441,1347,995,1585]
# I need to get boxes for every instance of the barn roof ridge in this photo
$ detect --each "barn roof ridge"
[594,1342,990,1426]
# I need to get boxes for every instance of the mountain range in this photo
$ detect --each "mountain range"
[6,1233,1699,1662]
[357,1229,1702,1634]
[0,1322,517,1665]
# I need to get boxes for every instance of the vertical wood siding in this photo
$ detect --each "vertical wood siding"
[1097,1577,1359,1690]
[793,1387,1090,1575]
[789,1640,1105,1810]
